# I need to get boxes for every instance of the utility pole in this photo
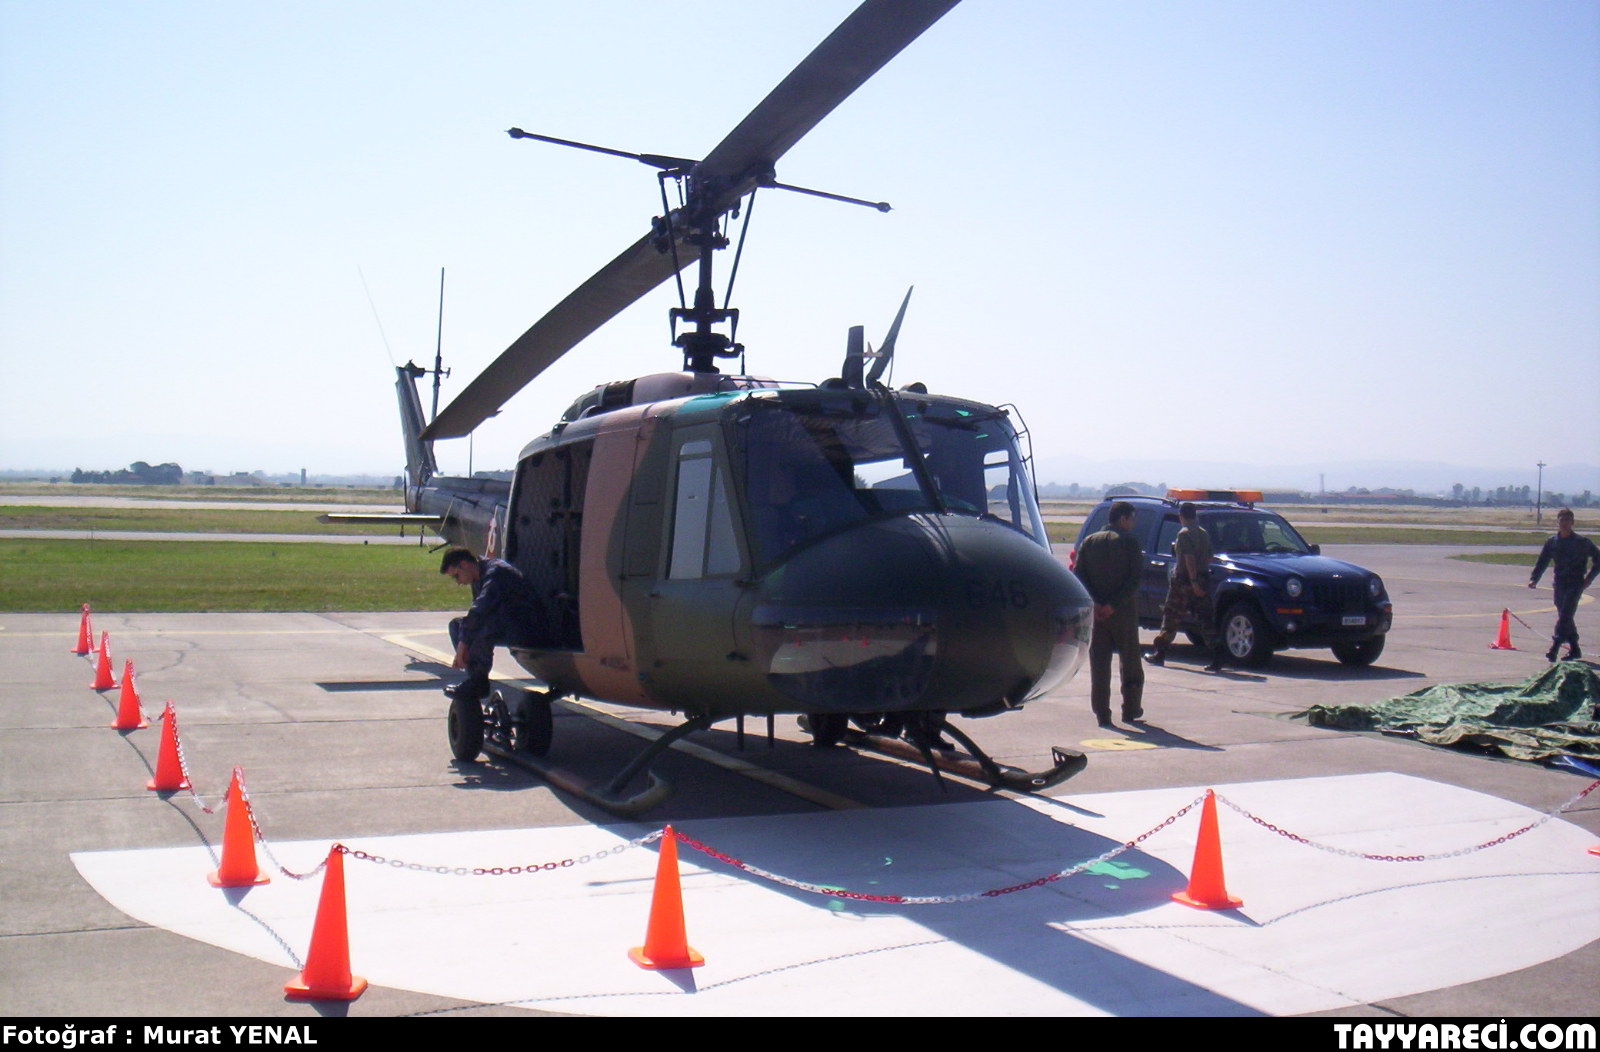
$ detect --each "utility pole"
[1536,461,1546,526]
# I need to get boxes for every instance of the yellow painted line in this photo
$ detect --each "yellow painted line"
[1080,738,1159,751]
[377,634,867,812]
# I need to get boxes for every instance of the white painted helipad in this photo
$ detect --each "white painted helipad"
[72,773,1600,1016]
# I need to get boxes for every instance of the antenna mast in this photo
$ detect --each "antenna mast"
[430,268,449,421]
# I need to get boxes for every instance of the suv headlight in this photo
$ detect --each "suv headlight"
[1285,577,1303,599]
[1368,575,1383,599]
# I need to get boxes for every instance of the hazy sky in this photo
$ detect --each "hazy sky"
[2,1,1596,486]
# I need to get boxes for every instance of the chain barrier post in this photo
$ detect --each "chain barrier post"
[1171,789,1243,910]
[628,825,705,970]
[111,660,148,730]
[146,702,191,792]
[90,631,116,690]
[71,604,93,655]
[284,845,367,1002]
[208,767,270,888]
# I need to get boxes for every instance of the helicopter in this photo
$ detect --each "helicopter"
[331,0,1096,815]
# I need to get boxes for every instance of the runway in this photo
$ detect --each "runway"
[3,546,1596,1017]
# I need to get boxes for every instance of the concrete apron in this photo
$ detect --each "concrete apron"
[74,771,1600,1017]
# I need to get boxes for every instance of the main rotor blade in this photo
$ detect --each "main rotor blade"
[694,0,961,210]
[419,232,692,441]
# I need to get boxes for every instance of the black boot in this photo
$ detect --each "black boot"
[1568,644,1583,661]
[1144,648,1165,667]
[1546,643,1561,662]
[1205,648,1226,673]
[446,671,490,701]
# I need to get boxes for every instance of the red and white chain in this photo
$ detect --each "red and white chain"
[676,794,1209,904]
[1216,778,1599,862]
[340,828,666,876]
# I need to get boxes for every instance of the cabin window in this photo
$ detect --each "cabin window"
[668,436,740,579]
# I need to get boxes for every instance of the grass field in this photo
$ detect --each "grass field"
[0,539,462,612]
[0,505,400,535]
[0,482,400,504]
[1042,522,1549,546]
[1450,552,1539,567]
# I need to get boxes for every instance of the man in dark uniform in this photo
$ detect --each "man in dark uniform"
[1528,509,1600,661]
[1146,502,1227,672]
[1074,501,1145,725]
[440,548,542,701]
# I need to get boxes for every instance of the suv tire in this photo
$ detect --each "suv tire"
[1331,637,1385,667]
[1222,602,1273,667]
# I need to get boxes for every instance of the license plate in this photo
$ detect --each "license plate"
[1342,615,1366,626]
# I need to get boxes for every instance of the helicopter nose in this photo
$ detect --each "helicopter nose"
[749,515,1093,714]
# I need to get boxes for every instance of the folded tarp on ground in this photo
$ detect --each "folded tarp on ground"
[1292,661,1600,762]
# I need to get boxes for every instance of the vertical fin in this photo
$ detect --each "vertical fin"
[396,363,437,500]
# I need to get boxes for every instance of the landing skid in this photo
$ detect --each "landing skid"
[840,716,1086,793]
[473,690,708,818]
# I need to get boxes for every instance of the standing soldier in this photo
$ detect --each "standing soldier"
[1146,502,1227,672]
[1074,501,1145,725]
[1528,508,1600,661]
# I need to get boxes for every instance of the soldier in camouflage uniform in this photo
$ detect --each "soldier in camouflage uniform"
[1146,503,1227,672]
[1073,501,1145,725]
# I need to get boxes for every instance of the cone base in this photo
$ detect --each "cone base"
[628,945,704,970]
[112,717,149,730]
[284,975,368,1002]
[91,678,117,690]
[1172,889,1243,910]
[1488,644,1517,651]
[208,868,271,888]
[147,777,191,791]
[1589,845,1600,857]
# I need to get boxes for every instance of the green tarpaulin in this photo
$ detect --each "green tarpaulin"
[1294,661,1600,762]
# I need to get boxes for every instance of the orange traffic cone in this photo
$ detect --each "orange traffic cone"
[628,825,705,969]
[1488,609,1515,650]
[71,604,93,655]
[1171,789,1243,910]
[90,632,117,690]
[208,767,270,888]
[111,660,148,730]
[146,703,191,791]
[284,845,367,1001]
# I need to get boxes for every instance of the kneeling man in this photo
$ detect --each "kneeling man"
[440,548,541,702]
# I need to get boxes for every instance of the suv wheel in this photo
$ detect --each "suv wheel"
[1222,603,1273,667]
[1331,637,1385,667]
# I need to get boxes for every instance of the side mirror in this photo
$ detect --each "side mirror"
[1309,544,1321,555]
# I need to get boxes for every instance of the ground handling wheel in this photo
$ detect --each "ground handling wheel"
[514,691,555,756]
[447,691,485,762]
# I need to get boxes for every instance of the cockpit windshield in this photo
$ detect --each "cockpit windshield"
[734,391,1046,564]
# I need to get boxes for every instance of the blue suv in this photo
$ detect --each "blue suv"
[1071,493,1393,667]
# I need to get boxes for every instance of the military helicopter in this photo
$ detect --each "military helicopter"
[335,0,1095,814]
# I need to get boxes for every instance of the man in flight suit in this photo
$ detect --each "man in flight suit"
[1528,508,1600,662]
[1146,502,1228,672]
[440,548,542,702]
[1074,501,1145,725]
